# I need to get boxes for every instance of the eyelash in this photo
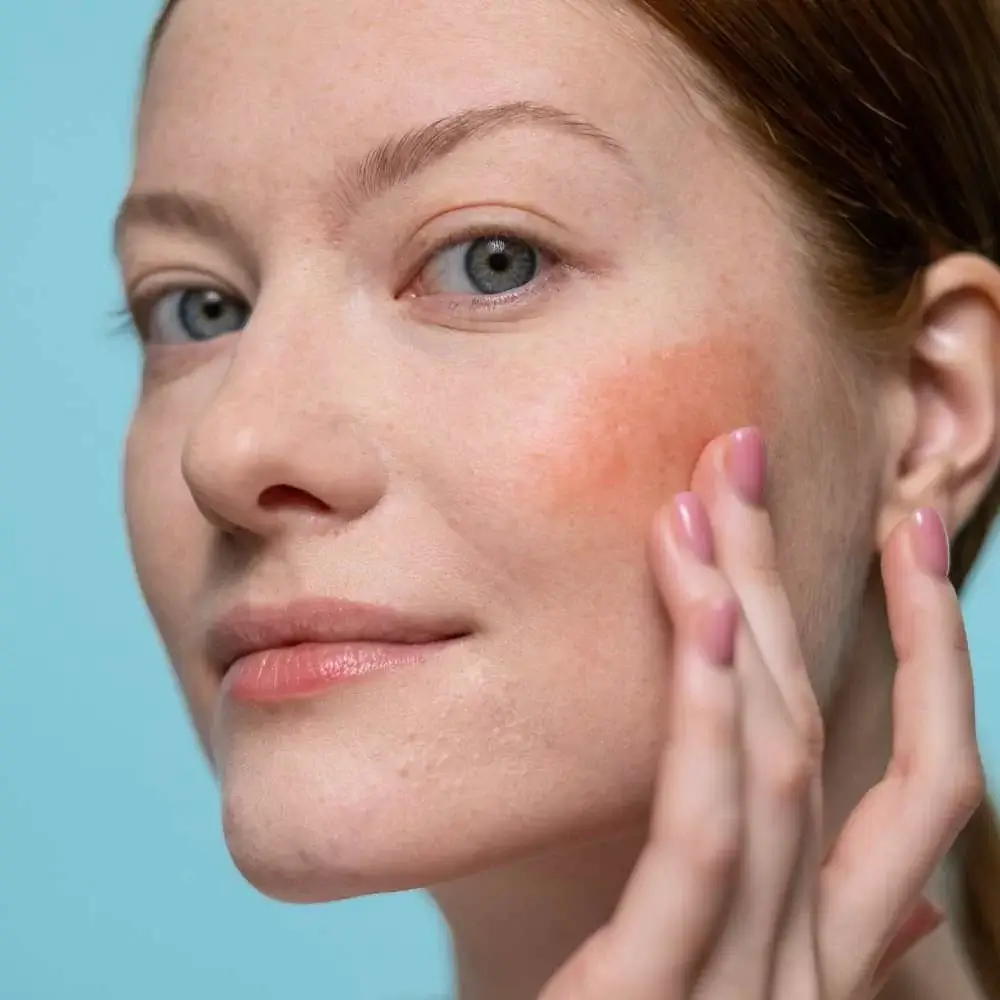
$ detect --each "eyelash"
[108,304,139,339]
[117,223,572,342]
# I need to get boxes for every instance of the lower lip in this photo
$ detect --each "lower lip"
[221,640,453,704]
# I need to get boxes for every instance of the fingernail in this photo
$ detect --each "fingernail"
[672,492,715,564]
[727,427,767,507]
[900,897,946,942]
[875,897,946,981]
[697,597,740,667]
[911,508,950,578]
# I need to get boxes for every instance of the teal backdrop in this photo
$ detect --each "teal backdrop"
[0,3,996,998]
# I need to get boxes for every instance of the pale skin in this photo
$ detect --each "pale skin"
[117,0,1000,997]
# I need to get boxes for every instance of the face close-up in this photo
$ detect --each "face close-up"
[120,0,889,905]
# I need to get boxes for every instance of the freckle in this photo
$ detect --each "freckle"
[525,334,770,518]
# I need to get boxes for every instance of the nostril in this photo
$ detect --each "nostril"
[258,484,331,514]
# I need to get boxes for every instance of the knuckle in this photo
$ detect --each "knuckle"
[748,557,784,592]
[949,759,986,818]
[764,741,814,805]
[799,701,826,765]
[666,809,743,880]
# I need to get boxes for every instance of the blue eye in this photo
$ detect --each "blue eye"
[420,236,541,296]
[147,288,250,344]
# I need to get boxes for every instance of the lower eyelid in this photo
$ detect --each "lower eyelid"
[413,261,570,317]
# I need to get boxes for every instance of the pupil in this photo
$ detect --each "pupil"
[488,252,510,272]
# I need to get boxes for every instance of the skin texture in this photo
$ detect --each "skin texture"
[117,0,1000,997]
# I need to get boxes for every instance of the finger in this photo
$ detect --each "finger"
[690,428,824,763]
[693,429,825,993]
[818,508,983,996]
[684,436,820,992]
[575,505,743,999]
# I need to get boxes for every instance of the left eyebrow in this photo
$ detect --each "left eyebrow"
[113,101,630,256]
[343,100,629,208]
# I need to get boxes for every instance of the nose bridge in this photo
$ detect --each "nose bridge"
[180,294,388,536]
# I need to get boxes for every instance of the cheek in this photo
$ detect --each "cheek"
[124,411,203,633]
[125,412,221,750]
[520,336,772,523]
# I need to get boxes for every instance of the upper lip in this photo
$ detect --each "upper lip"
[206,598,473,672]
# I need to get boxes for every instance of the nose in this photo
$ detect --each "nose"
[180,338,388,540]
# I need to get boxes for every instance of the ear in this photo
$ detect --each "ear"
[876,253,1000,548]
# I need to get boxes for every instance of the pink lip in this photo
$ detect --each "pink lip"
[208,598,472,704]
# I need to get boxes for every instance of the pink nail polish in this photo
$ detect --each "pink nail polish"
[911,508,950,578]
[874,897,946,982]
[727,427,767,507]
[672,492,715,564]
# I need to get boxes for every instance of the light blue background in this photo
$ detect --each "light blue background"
[0,3,997,999]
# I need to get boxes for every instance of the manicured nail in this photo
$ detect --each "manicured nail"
[697,597,740,667]
[672,492,715,564]
[912,508,950,578]
[727,427,767,507]
[875,897,946,981]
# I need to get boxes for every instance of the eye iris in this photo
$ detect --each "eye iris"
[179,289,246,340]
[464,237,538,294]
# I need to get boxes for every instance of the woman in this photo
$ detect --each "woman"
[115,0,1000,997]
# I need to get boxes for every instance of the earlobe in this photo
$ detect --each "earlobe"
[876,253,1000,550]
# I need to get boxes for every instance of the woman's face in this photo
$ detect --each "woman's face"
[121,0,880,902]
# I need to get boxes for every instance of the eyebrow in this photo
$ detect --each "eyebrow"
[113,101,628,256]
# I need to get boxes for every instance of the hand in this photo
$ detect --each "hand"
[539,428,983,1000]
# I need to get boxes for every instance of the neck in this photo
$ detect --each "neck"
[433,826,648,1000]
[430,600,984,1000]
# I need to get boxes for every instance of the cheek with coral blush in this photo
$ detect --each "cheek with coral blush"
[522,335,773,530]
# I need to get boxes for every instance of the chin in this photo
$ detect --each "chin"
[215,738,475,903]
[213,720,650,905]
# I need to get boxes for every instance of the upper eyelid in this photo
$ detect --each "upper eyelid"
[398,217,593,298]
[122,260,250,310]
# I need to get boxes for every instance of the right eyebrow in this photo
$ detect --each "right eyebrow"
[113,100,631,258]
[113,190,245,261]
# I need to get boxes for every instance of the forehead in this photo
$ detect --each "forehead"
[146,0,657,92]
[137,0,707,184]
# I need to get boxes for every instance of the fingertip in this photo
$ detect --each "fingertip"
[672,492,715,565]
[910,508,951,579]
[882,508,951,580]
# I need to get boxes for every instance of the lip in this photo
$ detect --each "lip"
[208,598,472,703]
